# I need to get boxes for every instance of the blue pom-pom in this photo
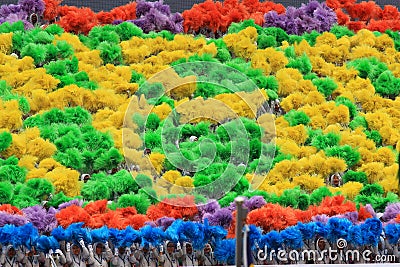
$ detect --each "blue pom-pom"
[35,236,59,253]
[315,222,328,238]
[326,218,352,242]
[214,239,236,264]
[123,226,142,247]
[182,221,205,250]
[281,226,303,250]
[361,218,382,246]
[348,225,363,246]
[67,223,92,244]
[247,225,262,249]
[384,224,400,245]
[109,228,125,248]
[91,226,109,243]
[0,224,17,245]
[140,225,166,247]
[165,219,184,243]
[203,219,227,246]
[264,230,282,251]
[13,223,39,249]
[51,226,71,241]
[297,222,316,241]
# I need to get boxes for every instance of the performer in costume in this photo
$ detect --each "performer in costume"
[134,244,159,267]
[201,244,216,266]
[88,242,112,267]
[0,245,26,267]
[65,240,92,267]
[157,241,183,267]
[180,242,204,266]
[111,246,137,267]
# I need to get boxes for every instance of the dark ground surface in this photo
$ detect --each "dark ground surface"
[0,0,399,13]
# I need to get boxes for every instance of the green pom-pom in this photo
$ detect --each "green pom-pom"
[284,110,311,126]
[325,145,360,168]
[130,70,145,84]
[312,77,338,98]
[22,178,54,200]
[64,106,91,125]
[257,34,277,49]
[115,22,143,40]
[347,57,387,82]
[0,165,26,184]
[310,186,333,205]
[364,130,382,147]
[218,191,238,207]
[81,180,111,201]
[286,54,312,75]
[136,82,164,100]
[48,192,73,208]
[0,181,13,203]
[335,96,357,119]
[135,174,153,188]
[298,194,310,210]
[138,187,158,204]
[56,40,73,58]
[21,43,47,65]
[284,46,296,58]
[88,26,120,48]
[145,113,161,131]
[330,25,355,39]
[45,24,64,35]
[113,170,137,195]
[117,193,151,214]
[216,48,231,62]
[11,194,39,209]
[0,156,18,167]
[311,132,340,150]
[33,31,54,44]
[97,42,123,65]
[349,116,368,130]
[343,170,368,185]
[359,183,384,196]
[144,131,162,149]
[263,27,289,44]
[93,148,123,172]
[374,70,400,98]
[0,131,12,152]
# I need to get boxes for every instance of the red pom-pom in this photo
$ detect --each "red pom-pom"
[127,214,149,229]
[55,205,91,228]
[43,0,61,21]
[83,200,108,215]
[382,5,400,20]
[357,205,373,222]
[0,204,22,215]
[335,8,350,25]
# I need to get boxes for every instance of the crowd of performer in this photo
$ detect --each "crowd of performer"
[0,235,398,267]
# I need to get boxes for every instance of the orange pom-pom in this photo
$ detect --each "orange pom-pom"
[0,204,22,215]
[83,200,108,216]
[358,205,373,222]
[127,214,149,230]
[55,205,91,228]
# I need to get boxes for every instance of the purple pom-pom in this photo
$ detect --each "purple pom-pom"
[244,196,266,211]
[58,199,83,210]
[382,203,400,222]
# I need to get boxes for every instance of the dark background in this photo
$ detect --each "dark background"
[0,0,399,13]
